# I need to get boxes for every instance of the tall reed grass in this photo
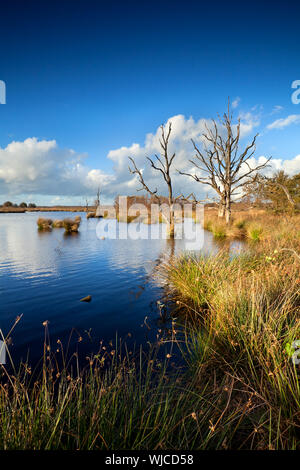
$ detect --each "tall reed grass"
[162,225,300,450]
[0,328,251,450]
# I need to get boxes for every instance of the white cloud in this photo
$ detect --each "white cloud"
[0,137,112,201]
[267,114,300,130]
[0,116,223,202]
[0,138,57,184]
[232,97,240,109]
[106,113,263,200]
[270,105,283,115]
[1,113,299,204]
[106,115,211,197]
[237,111,261,137]
[270,154,300,175]
[241,154,300,178]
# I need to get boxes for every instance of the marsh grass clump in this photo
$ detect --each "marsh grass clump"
[226,225,246,239]
[86,211,96,219]
[203,216,228,239]
[202,210,279,241]
[117,214,138,223]
[234,218,247,229]
[203,214,246,239]
[63,217,81,233]
[246,223,263,241]
[211,222,227,239]
[52,219,64,228]
[37,217,53,231]
[203,218,213,232]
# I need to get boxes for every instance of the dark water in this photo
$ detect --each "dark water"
[0,212,243,366]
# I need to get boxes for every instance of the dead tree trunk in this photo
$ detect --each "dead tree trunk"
[179,100,271,225]
[128,122,179,238]
[225,190,231,225]
[218,194,226,217]
[167,176,175,237]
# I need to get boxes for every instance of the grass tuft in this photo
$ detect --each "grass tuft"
[246,223,263,241]
[52,219,64,228]
[37,217,53,231]
[63,217,81,233]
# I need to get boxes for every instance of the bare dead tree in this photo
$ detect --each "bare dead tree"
[95,186,101,208]
[179,102,271,224]
[128,122,183,237]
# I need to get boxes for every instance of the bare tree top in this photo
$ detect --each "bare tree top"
[179,104,271,197]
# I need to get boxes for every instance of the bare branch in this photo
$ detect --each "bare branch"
[128,122,180,236]
[179,100,271,224]
[128,157,159,201]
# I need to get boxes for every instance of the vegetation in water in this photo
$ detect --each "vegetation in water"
[1,213,299,450]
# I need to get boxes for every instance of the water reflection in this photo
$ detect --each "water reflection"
[0,212,244,365]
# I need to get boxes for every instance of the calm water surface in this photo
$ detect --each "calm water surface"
[0,212,243,365]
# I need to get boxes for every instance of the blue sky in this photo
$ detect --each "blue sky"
[0,0,300,204]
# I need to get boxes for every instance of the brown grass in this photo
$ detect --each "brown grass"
[52,219,64,228]
[162,214,300,449]
[63,217,81,233]
[37,217,53,231]
[203,208,300,242]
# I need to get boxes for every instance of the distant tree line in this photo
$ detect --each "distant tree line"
[1,201,36,208]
